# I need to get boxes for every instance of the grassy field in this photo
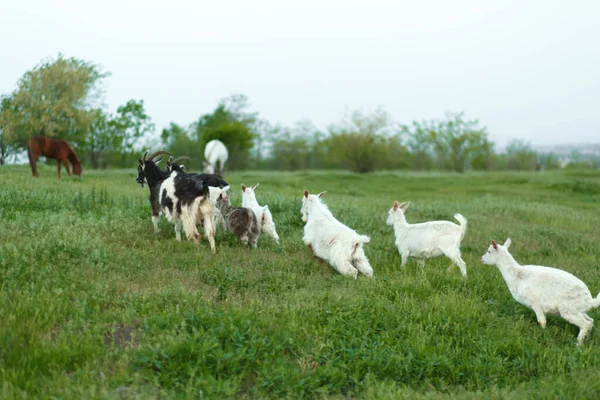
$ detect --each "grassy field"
[1,165,600,399]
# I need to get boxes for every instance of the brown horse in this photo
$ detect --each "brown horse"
[27,135,82,178]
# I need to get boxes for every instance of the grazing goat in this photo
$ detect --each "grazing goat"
[482,238,600,346]
[27,134,82,178]
[241,183,280,245]
[203,139,228,176]
[212,188,260,248]
[136,150,173,236]
[301,190,373,279]
[386,201,468,278]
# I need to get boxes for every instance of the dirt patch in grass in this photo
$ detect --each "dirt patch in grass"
[104,323,140,348]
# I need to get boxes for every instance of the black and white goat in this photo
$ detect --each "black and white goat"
[136,150,174,236]
[166,156,230,231]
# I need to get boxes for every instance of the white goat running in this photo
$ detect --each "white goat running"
[301,190,373,279]
[241,183,280,245]
[203,139,228,175]
[481,238,600,346]
[386,201,468,278]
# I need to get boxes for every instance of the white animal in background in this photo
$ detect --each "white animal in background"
[241,183,280,245]
[203,139,229,176]
[301,190,374,279]
[481,238,600,346]
[386,201,468,278]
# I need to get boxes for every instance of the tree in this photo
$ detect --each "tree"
[401,112,493,172]
[1,54,109,149]
[505,139,538,170]
[0,96,20,165]
[83,99,154,168]
[161,122,197,167]
[112,99,155,161]
[324,108,396,173]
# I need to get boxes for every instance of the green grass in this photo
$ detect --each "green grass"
[1,165,600,399]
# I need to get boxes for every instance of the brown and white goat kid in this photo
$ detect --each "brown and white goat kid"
[301,190,373,279]
[241,183,280,245]
[386,201,468,278]
[482,238,600,346]
[212,188,260,248]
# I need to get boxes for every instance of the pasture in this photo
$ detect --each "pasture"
[1,165,600,399]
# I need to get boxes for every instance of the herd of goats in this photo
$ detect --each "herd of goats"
[23,135,600,346]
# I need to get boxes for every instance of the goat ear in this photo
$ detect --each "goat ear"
[503,238,511,249]
[401,201,410,212]
[241,184,246,192]
[138,158,144,166]
[155,157,163,164]
[393,201,399,211]
[304,190,309,198]
[253,183,259,191]
[317,191,327,198]
[491,240,498,250]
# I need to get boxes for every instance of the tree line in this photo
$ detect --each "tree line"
[1,55,595,172]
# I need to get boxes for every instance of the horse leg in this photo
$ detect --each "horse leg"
[63,159,72,177]
[56,160,62,179]
[27,145,39,177]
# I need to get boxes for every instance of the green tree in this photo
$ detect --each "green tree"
[0,96,20,165]
[112,99,154,163]
[505,139,538,170]
[161,122,197,168]
[324,108,396,173]
[1,54,109,148]
[401,112,493,172]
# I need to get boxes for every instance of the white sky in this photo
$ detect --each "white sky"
[1,0,599,148]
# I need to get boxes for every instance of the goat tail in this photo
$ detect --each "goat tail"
[592,293,600,308]
[454,213,468,239]
[352,235,370,257]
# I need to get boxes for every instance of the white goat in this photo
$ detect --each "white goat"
[481,238,600,346]
[301,190,373,279]
[203,139,228,175]
[241,183,280,245]
[386,201,468,278]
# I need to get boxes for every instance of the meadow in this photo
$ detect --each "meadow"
[1,165,600,399]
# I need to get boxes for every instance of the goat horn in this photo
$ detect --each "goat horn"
[173,156,191,163]
[145,150,172,161]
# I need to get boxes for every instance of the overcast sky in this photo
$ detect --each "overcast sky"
[1,0,599,148]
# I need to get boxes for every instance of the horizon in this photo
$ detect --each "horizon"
[1,0,599,148]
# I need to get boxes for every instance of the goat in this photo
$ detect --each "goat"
[136,150,174,236]
[481,238,600,346]
[157,169,225,254]
[301,190,373,279]
[241,183,280,245]
[166,155,229,231]
[166,156,229,188]
[212,188,260,248]
[27,134,82,178]
[386,201,468,278]
[203,139,228,175]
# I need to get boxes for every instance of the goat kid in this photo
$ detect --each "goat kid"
[301,190,373,279]
[212,188,260,248]
[241,183,280,245]
[482,238,600,346]
[386,201,468,278]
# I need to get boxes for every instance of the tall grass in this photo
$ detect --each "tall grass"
[1,165,599,399]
